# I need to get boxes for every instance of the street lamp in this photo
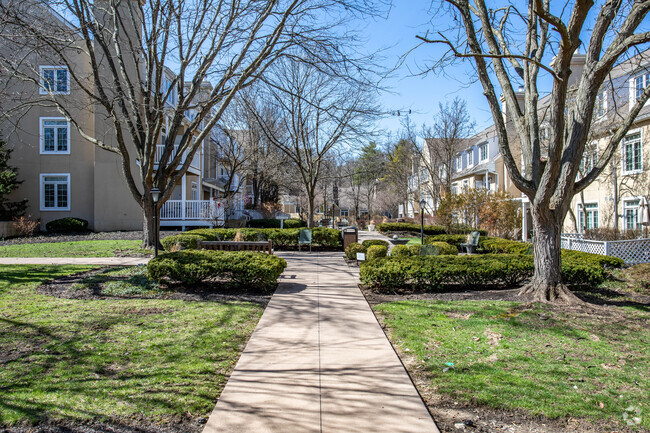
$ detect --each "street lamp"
[419,198,426,245]
[150,187,161,257]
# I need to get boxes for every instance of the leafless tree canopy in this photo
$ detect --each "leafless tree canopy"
[419,0,650,303]
[0,0,384,245]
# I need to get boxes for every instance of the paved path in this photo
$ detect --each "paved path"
[203,252,438,433]
[0,257,150,265]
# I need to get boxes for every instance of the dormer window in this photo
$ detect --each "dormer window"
[454,154,462,172]
[467,149,473,166]
[479,142,488,162]
[633,73,650,101]
[40,66,69,95]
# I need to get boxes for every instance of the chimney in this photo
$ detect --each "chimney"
[568,53,586,88]
[501,86,525,125]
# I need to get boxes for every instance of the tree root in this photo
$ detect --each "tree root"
[519,280,584,305]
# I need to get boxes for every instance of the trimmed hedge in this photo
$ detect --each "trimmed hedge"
[427,241,458,255]
[424,234,467,249]
[391,245,410,258]
[46,217,88,233]
[345,242,366,260]
[367,245,388,260]
[362,239,389,248]
[376,223,445,236]
[360,253,614,292]
[147,250,287,290]
[249,218,306,229]
[162,227,342,250]
[408,244,421,256]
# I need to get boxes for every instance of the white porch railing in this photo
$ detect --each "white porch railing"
[561,234,650,264]
[155,145,200,170]
[161,200,216,221]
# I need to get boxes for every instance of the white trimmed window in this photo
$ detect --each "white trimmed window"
[40,174,70,211]
[40,66,69,95]
[191,181,198,200]
[451,183,458,195]
[463,179,469,190]
[454,154,462,172]
[624,199,640,231]
[632,73,650,101]
[479,142,488,162]
[622,132,643,174]
[40,118,70,154]
[340,208,349,217]
[579,143,598,176]
[467,149,473,166]
[578,202,599,232]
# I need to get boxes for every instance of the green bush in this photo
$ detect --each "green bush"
[479,237,530,255]
[360,252,612,292]
[161,234,204,251]
[424,234,467,249]
[362,239,389,248]
[367,244,388,260]
[391,245,410,258]
[345,242,367,260]
[45,217,88,233]
[408,244,421,256]
[147,250,287,290]
[561,249,624,268]
[249,218,306,228]
[376,223,445,236]
[182,227,341,250]
[427,241,458,255]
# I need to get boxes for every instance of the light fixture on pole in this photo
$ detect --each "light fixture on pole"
[150,187,161,257]
[419,198,426,245]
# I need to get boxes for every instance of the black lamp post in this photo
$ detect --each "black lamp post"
[419,198,426,245]
[151,187,161,257]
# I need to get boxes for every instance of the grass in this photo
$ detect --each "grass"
[405,237,422,245]
[0,265,264,426]
[374,300,649,429]
[0,240,150,258]
[71,266,163,297]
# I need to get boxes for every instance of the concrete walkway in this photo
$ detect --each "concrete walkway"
[0,257,150,265]
[203,252,438,433]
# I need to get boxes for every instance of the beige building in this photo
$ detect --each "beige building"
[410,53,650,238]
[0,2,245,231]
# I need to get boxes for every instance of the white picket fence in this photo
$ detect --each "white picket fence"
[561,234,650,264]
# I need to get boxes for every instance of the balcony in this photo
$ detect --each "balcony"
[160,200,223,227]
[154,145,200,172]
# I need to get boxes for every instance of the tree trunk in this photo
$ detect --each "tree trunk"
[519,207,583,304]
[142,199,161,250]
[307,195,315,228]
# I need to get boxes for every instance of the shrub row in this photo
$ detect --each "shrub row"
[345,242,366,260]
[147,250,287,290]
[360,253,611,292]
[362,239,389,248]
[249,218,306,229]
[161,227,342,251]
[360,254,533,291]
[46,217,88,233]
[376,223,445,235]
[367,245,388,260]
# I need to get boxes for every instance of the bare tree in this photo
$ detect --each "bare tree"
[248,58,378,227]
[420,98,475,201]
[0,0,380,246]
[420,0,650,303]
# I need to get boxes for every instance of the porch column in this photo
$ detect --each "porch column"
[522,200,528,242]
[182,174,187,221]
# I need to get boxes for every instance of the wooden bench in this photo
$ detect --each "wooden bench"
[197,240,273,254]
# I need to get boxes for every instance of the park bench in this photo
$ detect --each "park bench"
[460,231,480,254]
[197,239,273,254]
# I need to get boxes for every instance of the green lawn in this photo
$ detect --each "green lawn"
[374,300,649,429]
[0,240,150,257]
[0,265,264,426]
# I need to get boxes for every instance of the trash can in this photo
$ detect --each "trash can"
[341,226,358,251]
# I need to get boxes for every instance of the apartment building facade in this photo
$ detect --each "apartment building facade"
[0,2,246,231]
[410,53,650,238]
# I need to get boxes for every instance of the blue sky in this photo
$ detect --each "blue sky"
[364,1,497,140]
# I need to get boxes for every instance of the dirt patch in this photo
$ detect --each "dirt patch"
[37,268,272,306]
